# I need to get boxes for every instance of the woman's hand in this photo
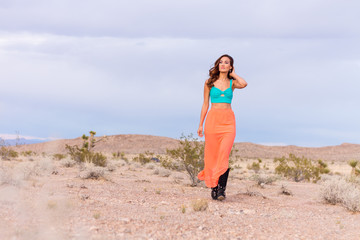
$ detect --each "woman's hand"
[197,125,204,137]
[230,67,247,89]
[229,66,237,78]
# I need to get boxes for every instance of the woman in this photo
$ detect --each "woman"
[197,54,247,201]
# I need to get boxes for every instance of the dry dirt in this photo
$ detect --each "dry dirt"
[1,156,360,240]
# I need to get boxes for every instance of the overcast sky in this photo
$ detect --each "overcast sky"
[1,0,359,147]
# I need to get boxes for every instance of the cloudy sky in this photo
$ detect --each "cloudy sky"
[1,0,359,147]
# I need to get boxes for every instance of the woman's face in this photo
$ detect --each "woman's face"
[218,57,232,73]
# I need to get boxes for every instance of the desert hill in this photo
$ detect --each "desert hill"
[10,134,360,162]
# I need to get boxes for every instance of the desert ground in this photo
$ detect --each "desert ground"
[1,135,360,240]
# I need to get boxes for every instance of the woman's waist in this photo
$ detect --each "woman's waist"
[210,103,232,110]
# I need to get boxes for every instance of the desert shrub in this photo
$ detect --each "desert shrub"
[133,151,157,165]
[165,134,204,186]
[53,153,66,160]
[274,154,330,182]
[79,162,106,179]
[251,174,277,187]
[21,150,35,157]
[106,160,116,172]
[65,131,107,167]
[348,160,360,176]
[159,169,171,177]
[192,199,208,211]
[321,176,360,212]
[247,160,261,173]
[0,146,18,160]
[60,159,76,168]
[112,151,128,161]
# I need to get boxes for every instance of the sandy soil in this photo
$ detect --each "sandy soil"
[1,157,360,240]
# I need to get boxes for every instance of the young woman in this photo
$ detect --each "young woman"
[197,54,247,200]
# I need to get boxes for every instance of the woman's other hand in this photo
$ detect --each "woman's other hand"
[197,126,204,137]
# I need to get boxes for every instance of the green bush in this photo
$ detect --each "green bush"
[53,153,66,160]
[21,150,35,157]
[0,146,18,160]
[165,134,204,186]
[133,151,156,165]
[348,160,360,176]
[247,161,261,173]
[274,154,330,182]
[65,131,107,167]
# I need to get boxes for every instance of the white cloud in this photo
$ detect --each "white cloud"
[0,133,57,140]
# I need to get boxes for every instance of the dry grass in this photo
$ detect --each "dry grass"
[60,158,76,168]
[321,175,360,212]
[79,162,106,179]
[191,199,208,212]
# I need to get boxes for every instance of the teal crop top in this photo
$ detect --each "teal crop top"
[210,79,233,104]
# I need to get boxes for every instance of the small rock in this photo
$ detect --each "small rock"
[81,194,89,200]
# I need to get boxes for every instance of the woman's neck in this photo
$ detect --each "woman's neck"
[218,72,229,81]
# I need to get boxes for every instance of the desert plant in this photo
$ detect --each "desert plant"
[65,131,107,167]
[112,151,128,161]
[133,151,156,165]
[348,160,360,176]
[192,199,208,211]
[60,159,76,168]
[247,161,261,173]
[274,154,330,182]
[21,150,35,157]
[53,153,66,160]
[251,174,277,187]
[165,134,204,186]
[79,162,106,179]
[321,176,360,212]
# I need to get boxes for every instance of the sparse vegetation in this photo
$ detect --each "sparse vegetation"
[79,162,106,179]
[247,160,261,173]
[348,160,360,176]
[21,151,36,157]
[251,174,277,187]
[192,199,208,211]
[0,138,19,160]
[133,151,158,165]
[112,151,128,161]
[60,159,76,168]
[65,131,107,167]
[321,176,360,212]
[274,154,330,182]
[164,134,204,186]
[181,204,186,214]
[53,153,66,160]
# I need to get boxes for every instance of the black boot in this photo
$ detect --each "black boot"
[217,168,230,201]
[211,186,218,200]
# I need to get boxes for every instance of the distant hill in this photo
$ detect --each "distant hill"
[9,134,360,162]
[2,138,46,146]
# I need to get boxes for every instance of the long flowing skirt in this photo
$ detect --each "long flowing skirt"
[198,108,236,188]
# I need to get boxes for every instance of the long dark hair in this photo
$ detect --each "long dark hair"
[207,54,234,88]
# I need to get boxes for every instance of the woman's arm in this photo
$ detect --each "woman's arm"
[230,68,247,89]
[197,80,210,137]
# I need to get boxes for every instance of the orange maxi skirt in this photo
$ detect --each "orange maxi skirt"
[198,108,236,188]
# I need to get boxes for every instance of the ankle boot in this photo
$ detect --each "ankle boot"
[217,168,230,201]
[217,186,226,201]
[211,186,218,200]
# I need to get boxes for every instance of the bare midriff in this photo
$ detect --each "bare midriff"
[211,103,232,109]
